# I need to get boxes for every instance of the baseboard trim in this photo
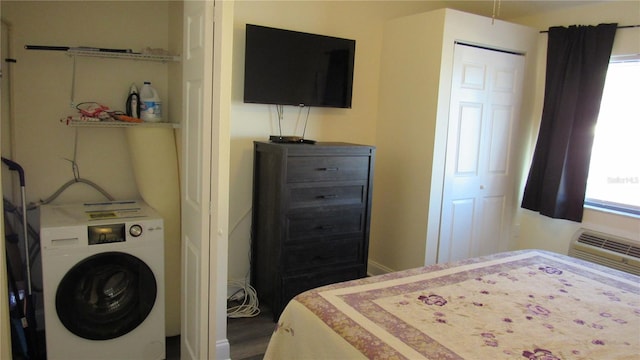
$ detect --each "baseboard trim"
[367,259,395,276]
[216,338,230,360]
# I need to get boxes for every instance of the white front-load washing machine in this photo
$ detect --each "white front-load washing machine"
[39,201,165,360]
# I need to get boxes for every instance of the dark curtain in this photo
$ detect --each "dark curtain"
[521,23,617,222]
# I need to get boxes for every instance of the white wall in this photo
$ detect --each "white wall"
[511,0,640,254]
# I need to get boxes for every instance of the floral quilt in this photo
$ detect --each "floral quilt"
[265,250,640,359]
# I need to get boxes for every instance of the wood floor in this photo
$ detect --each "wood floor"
[166,305,276,360]
[228,305,276,360]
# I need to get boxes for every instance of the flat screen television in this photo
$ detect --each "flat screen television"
[244,24,356,109]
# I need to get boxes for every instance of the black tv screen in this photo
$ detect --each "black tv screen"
[244,24,355,108]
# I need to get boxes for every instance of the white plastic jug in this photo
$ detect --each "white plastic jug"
[140,81,163,122]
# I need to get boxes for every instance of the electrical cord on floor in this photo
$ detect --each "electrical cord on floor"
[226,279,260,318]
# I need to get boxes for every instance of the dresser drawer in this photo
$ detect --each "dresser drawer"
[286,208,364,242]
[283,238,362,272]
[282,265,365,304]
[252,142,374,320]
[286,156,370,183]
[288,184,366,208]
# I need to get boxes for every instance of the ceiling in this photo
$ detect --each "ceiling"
[436,0,607,20]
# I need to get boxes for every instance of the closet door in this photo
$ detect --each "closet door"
[181,1,214,359]
[181,1,233,359]
[438,43,525,263]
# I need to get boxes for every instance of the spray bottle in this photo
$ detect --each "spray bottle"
[126,84,140,119]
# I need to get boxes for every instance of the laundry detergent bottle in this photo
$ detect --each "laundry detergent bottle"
[140,81,163,122]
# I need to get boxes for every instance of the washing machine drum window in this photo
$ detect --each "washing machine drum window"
[55,251,157,340]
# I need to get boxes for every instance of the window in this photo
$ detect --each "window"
[585,56,640,216]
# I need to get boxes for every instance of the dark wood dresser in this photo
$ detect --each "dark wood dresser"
[251,141,375,320]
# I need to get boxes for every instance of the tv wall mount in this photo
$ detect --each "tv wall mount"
[269,135,316,144]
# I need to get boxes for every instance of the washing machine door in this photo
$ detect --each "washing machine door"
[55,251,157,340]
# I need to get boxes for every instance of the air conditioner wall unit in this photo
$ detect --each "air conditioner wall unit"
[568,229,640,276]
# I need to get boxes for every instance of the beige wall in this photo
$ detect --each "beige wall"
[0,28,12,349]
[0,0,181,346]
[228,0,445,281]
[373,10,447,272]
[1,2,638,351]
[372,8,539,272]
[511,1,640,255]
[1,1,175,207]
[0,12,10,360]
[229,0,640,279]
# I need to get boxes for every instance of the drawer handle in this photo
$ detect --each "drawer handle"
[319,194,338,199]
[319,167,339,172]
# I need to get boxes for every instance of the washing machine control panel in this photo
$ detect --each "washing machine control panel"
[129,224,143,237]
[88,223,126,245]
[40,201,163,251]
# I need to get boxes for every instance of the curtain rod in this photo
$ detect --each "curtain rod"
[539,24,640,34]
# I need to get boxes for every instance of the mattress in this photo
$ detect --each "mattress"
[264,249,640,359]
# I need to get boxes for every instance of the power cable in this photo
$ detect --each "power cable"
[226,279,260,318]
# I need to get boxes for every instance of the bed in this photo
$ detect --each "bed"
[264,249,639,359]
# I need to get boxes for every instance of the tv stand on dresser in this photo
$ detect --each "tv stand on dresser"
[251,141,375,321]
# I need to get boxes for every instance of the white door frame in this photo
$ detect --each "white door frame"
[209,0,233,358]
[181,0,233,359]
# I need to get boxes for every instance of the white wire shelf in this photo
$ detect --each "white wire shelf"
[62,118,180,128]
[67,50,180,62]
